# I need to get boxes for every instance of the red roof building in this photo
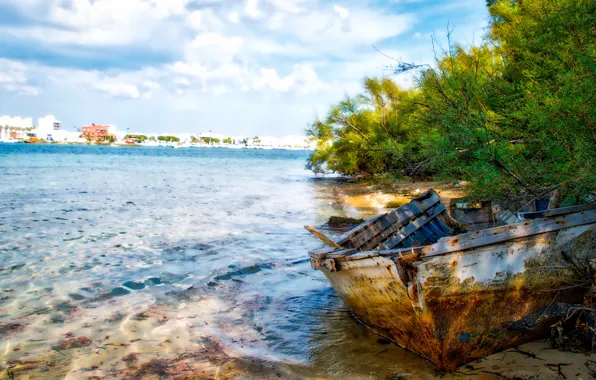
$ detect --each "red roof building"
[81,124,115,141]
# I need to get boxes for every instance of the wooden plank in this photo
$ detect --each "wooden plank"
[344,251,380,261]
[309,189,443,255]
[361,199,442,251]
[359,199,441,251]
[419,224,439,243]
[327,248,358,259]
[520,203,596,220]
[427,219,449,239]
[309,212,386,255]
[379,246,424,257]
[350,191,441,249]
[329,213,386,249]
[411,229,434,247]
[434,215,455,235]
[355,203,423,250]
[349,211,407,249]
[309,246,341,259]
[380,203,446,249]
[421,209,596,258]
[304,226,342,248]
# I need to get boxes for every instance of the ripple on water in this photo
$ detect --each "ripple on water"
[0,145,438,379]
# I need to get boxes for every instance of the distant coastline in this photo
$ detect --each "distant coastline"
[0,140,314,151]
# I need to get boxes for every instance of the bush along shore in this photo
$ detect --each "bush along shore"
[307,0,595,211]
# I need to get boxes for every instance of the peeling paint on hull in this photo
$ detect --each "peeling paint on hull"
[314,224,596,371]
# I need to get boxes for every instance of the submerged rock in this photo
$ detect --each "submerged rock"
[123,281,145,290]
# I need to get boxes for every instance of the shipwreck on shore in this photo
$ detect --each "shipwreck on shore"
[306,190,596,371]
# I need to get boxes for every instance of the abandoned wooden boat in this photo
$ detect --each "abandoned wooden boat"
[307,190,596,371]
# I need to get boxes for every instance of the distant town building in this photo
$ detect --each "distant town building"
[82,124,116,141]
[0,115,34,140]
[36,115,63,141]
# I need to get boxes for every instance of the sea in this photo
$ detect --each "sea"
[0,144,436,379]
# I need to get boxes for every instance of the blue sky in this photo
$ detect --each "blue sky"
[0,0,489,136]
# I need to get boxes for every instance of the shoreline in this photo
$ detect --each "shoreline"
[0,141,314,151]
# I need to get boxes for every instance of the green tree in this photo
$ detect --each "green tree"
[157,135,180,142]
[306,0,595,207]
[306,77,426,177]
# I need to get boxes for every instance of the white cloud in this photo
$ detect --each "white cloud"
[184,33,244,64]
[94,82,140,99]
[263,6,416,57]
[228,12,240,23]
[187,9,225,32]
[212,85,231,95]
[333,5,349,20]
[244,0,262,19]
[173,77,190,86]
[0,0,488,135]
[252,64,328,94]
[0,59,40,96]
[0,0,189,46]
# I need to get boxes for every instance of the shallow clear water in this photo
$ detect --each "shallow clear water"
[0,144,437,379]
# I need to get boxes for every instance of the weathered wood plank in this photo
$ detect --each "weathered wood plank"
[427,219,449,239]
[309,213,385,255]
[419,224,439,243]
[304,226,342,248]
[351,191,441,249]
[355,204,422,250]
[327,248,358,259]
[434,215,455,235]
[359,199,440,251]
[336,213,385,243]
[308,246,340,259]
[421,209,596,258]
[344,251,381,261]
[350,211,408,249]
[380,203,447,249]
[520,203,596,220]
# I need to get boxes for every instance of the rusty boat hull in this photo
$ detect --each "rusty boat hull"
[308,190,596,371]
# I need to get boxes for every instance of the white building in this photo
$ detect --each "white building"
[36,115,68,141]
[0,115,34,140]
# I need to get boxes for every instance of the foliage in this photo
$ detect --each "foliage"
[204,137,221,144]
[157,135,180,142]
[306,77,427,177]
[125,134,147,143]
[385,197,410,208]
[223,137,233,144]
[306,0,595,207]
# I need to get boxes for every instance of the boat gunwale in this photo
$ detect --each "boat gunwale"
[309,204,596,265]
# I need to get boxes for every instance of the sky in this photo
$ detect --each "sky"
[0,0,489,136]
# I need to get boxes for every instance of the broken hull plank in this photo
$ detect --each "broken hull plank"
[316,224,595,371]
[422,208,596,258]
